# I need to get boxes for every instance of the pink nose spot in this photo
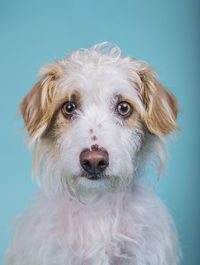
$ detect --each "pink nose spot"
[89,129,93,134]
[91,136,97,141]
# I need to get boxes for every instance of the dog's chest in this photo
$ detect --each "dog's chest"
[5,188,179,265]
[54,194,141,264]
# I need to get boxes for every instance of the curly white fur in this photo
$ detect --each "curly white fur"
[4,42,180,265]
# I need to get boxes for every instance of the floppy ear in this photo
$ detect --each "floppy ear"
[21,64,61,140]
[136,62,178,136]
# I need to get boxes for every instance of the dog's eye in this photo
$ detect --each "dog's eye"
[117,101,133,118]
[62,101,77,118]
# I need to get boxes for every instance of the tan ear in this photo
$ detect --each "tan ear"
[137,64,178,136]
[21,64,61,139]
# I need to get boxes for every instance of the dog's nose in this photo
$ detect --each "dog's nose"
[80,147,109,175]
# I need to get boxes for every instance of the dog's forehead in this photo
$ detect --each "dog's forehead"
[60,61,141,105]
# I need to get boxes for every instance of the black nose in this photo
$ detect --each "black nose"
[80,146,109,175]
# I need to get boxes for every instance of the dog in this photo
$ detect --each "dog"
[5,42,180,265]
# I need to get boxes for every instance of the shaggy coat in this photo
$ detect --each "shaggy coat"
[5,42,180,265]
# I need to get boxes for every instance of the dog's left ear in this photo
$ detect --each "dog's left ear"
[135,62,178,136]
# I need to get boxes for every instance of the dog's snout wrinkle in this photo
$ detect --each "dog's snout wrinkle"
[80,147,109,176]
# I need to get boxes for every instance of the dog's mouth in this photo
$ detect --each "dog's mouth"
[87,174,106,181]
[80,173,106,181]
[79,170,111,181]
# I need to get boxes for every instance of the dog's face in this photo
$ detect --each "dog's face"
[21,43,177,200]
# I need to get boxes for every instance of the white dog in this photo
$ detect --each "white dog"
[5,42,180,265]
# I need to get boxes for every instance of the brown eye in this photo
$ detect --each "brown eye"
[62,101,77,118]
[117,101,133,118]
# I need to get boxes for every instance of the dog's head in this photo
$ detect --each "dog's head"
[21,43,178,201]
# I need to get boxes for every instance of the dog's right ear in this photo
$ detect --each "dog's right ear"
[21,63,62,140]
[131,60,178,136]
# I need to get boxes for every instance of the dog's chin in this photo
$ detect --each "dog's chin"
[65,173,123,203]
[72,173,112,189]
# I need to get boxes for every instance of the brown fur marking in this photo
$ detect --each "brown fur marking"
[117,96,143,130]
[136,67,178,136]
[21,69,60,138]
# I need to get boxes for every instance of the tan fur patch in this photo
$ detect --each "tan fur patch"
[21,67,63,138]
[118,97,143,130]
[43,91,81,140]
[136,67,178,136]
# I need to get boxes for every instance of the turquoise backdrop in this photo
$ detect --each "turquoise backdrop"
[0,0,199,264]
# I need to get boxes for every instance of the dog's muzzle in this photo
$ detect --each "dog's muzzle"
[79,145,109,180]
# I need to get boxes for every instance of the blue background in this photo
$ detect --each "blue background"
[0,0,199,264]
